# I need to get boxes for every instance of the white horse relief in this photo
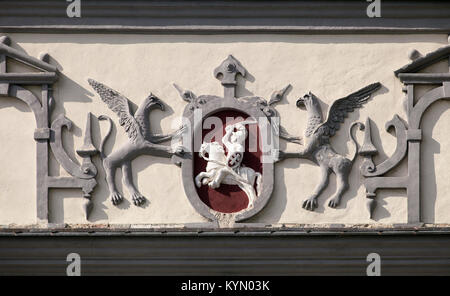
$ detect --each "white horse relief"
[195,120,262,209]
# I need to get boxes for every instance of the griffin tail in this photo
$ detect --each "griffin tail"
[98,115,113,159]
[349,121,364,163]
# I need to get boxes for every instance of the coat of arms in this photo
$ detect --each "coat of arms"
[174,55,298,223]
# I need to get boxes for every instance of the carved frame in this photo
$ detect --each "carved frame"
[179,56,275,223]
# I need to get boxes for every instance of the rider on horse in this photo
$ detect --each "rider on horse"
[222,121,248,173]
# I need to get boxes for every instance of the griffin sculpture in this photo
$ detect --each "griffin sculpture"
[88,79,184,206]
[280,82,381,211]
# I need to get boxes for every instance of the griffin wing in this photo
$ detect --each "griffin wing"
[88,79,143,143]
[314,82,381,137]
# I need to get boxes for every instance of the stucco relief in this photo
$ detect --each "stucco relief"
[175,55,280,223]
[195,120,262,210]
[280,83,381,211]
[360,45,450,224]
[0,36,97,223]
[0,34,450,227]
[88,79,185,207]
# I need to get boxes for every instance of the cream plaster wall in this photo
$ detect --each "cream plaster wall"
[0,33,449,226]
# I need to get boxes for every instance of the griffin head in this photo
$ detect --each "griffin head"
[144,93,165,111]
[296,92,322,114]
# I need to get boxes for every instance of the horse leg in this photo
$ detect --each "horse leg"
[195,172,207,188]
[210,168,227,189]
[196,170,218,187]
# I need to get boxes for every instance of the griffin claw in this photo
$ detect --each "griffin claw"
[111,192,124,206]
[328,198,340,208]
[302,198,317,211]
[132,193,146,206]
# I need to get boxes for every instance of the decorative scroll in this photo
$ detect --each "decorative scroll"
[362,45,450,223]
[0,35,98,222]
[359,115,407,177]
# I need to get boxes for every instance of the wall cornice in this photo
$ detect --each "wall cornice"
[2,225,450,237]
[0,0,449,34]
[2,232,450,275]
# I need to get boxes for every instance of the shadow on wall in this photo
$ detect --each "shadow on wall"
[364,118,409,221]
[421,100,449,223]
[243,83,302,222]
[48,73,91,178]
[7,40,96,179]
[0,97,37,225]
[372,189,404,221]
[90,97,178,220]
[333,85,396,221]
[235,70,255,98]
[0,96,30,113]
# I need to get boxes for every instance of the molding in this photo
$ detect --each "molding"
[0,73,58,84]
[395,45,450,76]
[0,42,57,72]
[1,232,450,275]
[398,73,450,84]
[2,227,450,237]
[0,1,450,34]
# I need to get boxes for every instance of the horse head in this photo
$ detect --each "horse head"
[199,142,225,162]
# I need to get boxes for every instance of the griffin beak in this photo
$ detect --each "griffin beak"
[154,100,165,111]
[296,97,305,108]
[147,94,165,111]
